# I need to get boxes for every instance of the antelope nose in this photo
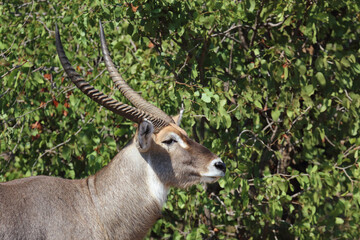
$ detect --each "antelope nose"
[214,161,226,173]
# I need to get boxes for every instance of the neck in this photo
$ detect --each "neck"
[87,141,169,240]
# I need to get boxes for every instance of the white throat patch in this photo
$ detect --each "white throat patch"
[146,158,169,207]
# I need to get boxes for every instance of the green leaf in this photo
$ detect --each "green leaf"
[335,217,344,225]
[62,146,71,160]
[35,75,44,84]
[341,57,350,68]
[63,16,73,24]
[201,93,211,103]
[254,100,262,109]
[315,72,326,86]
[127,23,134,35]
[271,108,281,122]
[248,0,255,12]
[100,1,110,14]
[23,61,33,68]
[303,85,314,96]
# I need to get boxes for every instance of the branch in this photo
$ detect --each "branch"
[334,165,355,188]
[210,193,235,216]
[210,24,243,37]
[228,40,234,73]
[250,3,264,48]
[343,144,360,158]
[324,135,336,147]
[32,117,95,174]
[148,37,181,82]
[0,0,35,58]
[291,187,311,199]
[264,21,284,27]
[344,89,353,102]
[0,88,11,99]
[0,61,27,80]
[237,22,249,50]
[285,106,312,134]
[236,129,274,152]
[38,19,53,36]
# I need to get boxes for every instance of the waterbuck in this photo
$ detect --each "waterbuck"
[0,22,226,240]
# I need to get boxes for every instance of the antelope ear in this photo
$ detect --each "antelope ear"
[171,114,182,126]
[172,106,184,126]
[136,119,154,152]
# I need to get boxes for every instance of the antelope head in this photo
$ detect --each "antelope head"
[55,21,226,190]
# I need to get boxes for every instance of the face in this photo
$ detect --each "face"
[149,124,226,188]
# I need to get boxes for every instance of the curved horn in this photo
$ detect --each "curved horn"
[99,21,175,124]
[55,24,169,132]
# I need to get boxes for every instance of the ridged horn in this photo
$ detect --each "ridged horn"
[55,24,169,132]
[99,21,175,124]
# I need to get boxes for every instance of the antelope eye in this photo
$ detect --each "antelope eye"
[162,138,177,145]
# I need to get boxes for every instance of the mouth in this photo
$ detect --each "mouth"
[199,158,226,184]
[200,176,221,183]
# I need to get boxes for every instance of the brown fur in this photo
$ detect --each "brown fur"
[0,122,222,240]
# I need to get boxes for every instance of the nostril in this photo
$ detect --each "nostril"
[214,161,226,173]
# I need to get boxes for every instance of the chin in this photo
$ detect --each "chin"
[200,176,221,184]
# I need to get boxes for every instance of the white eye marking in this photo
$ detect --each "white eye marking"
[168,132,188,149]
[160,132,188,149]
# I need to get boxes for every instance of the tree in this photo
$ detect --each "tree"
[1,0,360,238]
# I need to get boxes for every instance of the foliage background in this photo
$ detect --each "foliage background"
[1,0,360,239]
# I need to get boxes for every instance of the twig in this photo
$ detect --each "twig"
[228,40,234,73]
[210,193,235,216]
[344,89,353,102]
[226,103,240,114]
[0,88,11,99]
[7,99,53,123]
[23,36,41,46]
[0,62,27,80]
[250,3,264,47]
[211,24,242,37]
[0,122,25,174]
[33,117,95,172]
[334,165,355,188]
[31,66,61,73]
[285,106,312,134]
[176,55,190,75]
[270,125,279,144]
[291,187,311,199]
[261,120,275,133]
[220,34,242,44]
[324,135,336,147]
[236,129,274,152]
[93,68,106,81]
[129,38,137,51]
[343,144,360,158]
[0,0,35,58]
[237,21,249,50]
[148,37,181,82]
[37,19,53,35]
[12,122,25,155]
[263,21,285,28]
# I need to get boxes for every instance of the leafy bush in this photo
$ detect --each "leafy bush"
[1,0,359,239]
